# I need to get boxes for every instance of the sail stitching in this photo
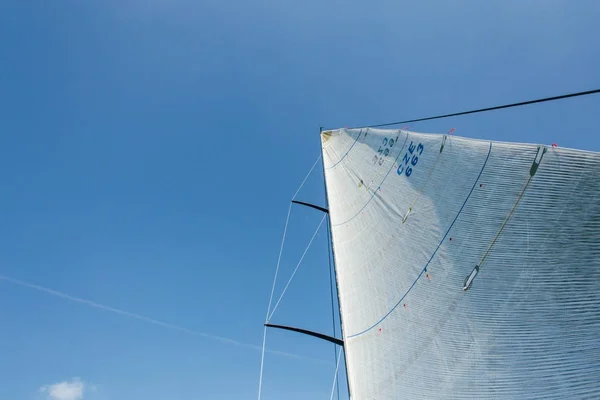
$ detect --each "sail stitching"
[347,142,493,338]
[326,128,364,170]
[332,132,410,227]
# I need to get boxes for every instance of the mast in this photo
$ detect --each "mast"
[320,126,353,399]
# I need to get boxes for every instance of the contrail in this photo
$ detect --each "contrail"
[0,274,328,364]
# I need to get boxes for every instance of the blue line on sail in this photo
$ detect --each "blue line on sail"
[347,141,493,338]
[326,129,363,170]
[332,133,410,227]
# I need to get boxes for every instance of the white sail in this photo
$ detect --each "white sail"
[321,128,600,399]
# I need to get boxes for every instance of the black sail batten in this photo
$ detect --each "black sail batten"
[291,200,329,214]
[321,127,353,399]
[264,323,343,346]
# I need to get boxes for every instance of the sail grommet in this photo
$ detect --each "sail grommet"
[463,265,480,291]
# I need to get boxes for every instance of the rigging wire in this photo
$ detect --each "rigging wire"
[345,88,600,129]
[293,154,323,200]
[326,216,341,400]
[329,347,344,400]
[259,87,600,399]
[265,203,293,322]
[258,203,293,400]
[258,153,324,400]
[267,214,327,321]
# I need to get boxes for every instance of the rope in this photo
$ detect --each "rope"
[326,216,341,400]
[257,325,269,400]
[265,203,293,321]
[257,153,329,399]
[268,214,327,321]
[329,347,344,400]
[258,202,293,400]
[345,88,600,129]
[293,154,323,200]
[258,152,322,400]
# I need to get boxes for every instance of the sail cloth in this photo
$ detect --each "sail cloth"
[321,128,600,400]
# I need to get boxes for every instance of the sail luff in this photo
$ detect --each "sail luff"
[321,127,354,399]
[322,127,600,399]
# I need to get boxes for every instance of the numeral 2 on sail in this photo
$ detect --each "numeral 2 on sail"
[397,142,424,177]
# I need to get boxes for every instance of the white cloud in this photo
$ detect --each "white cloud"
[40,378,86,400]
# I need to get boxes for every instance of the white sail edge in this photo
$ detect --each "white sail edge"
[322,127,600,399]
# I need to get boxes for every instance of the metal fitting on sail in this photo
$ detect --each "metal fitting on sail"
[463,265,480,291]
[530,145,547,177]
[402,207,412,224]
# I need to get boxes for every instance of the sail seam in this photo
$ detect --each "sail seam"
[347,141,493,338]
[258,202,293,400]
[332,132,410,227]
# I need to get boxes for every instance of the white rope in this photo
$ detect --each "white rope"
[265,203,293,321]
[258,152,323,400]
[258,203,293,400]
[292,154,322,200]
[257,325,269,400]
[268,213,327,322]
[329,347,343,400]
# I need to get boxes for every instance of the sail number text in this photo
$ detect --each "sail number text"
[397,141,424,177]
[372,136,399,165]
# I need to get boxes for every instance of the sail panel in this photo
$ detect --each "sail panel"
[322,128,600,399]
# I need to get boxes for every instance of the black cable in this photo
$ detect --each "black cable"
[347,88,600,129]
[326,215,341,400]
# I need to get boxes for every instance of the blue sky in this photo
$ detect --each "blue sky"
[0,1,599,399]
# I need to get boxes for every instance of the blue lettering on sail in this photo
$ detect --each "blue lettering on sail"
[373,136,399,165]
[397,142,424,177]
